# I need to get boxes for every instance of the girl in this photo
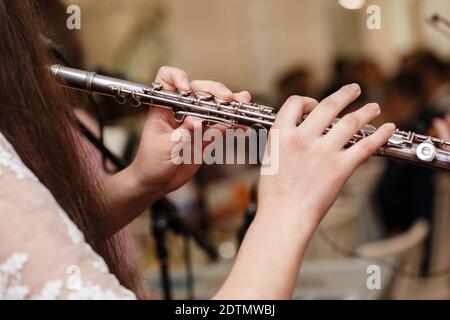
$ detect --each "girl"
[0,0,395,299]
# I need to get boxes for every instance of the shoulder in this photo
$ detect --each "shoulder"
[0,133,54,218]
[0,132,87,246]
[0,133,137,300]
[0,133,37,181]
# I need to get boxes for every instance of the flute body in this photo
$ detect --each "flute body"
[51,65,450,172]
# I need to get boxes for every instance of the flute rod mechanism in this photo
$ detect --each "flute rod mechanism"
[51,64,450,172]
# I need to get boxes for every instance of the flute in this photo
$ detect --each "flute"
[51,64,450,172]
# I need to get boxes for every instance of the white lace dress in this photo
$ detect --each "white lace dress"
[0,133,137,300]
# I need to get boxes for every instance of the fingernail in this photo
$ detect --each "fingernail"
[369,103,380,113]
[181,78,190,90]
[350,83,361,92]
[385,122,396,132]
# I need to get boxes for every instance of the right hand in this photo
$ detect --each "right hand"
[129,66,250,198]
[258,84,396,229]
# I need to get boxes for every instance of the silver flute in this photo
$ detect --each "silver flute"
[51,64,450,172]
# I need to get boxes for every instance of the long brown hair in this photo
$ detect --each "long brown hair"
[0,0,138,293]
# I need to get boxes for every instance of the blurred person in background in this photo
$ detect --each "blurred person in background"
[374,70,436,270]
[404,51,450,120]
[383,71,426,129]
[321,58,366,117]
[276,67,314,108]
[434,115,450,142]
[357,59,386,108]
[321,58,359,99]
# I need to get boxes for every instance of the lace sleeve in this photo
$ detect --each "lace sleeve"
[0,135,136,300]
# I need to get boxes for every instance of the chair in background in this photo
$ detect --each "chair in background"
[303,197,360,260]
[304,159,385,260]
[356,219,429,299]
[427,173,450,299]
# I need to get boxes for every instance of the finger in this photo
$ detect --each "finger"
[169,116,205,149]
[345,122,396,168]
[325,103,380,149]
[182,117,229,146]
[182,116,204,133]
[209,123,228,134]
[155,66,191,92]
[274,95,319,128]
[147,107,179,130]
[433,118,450,141]
[233,91,252,103]
[190,80,233,100]
[201,123,229,149]
[301,84,361,136]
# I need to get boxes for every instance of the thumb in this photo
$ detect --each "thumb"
[182,116,204,133]
[170,116,203,146]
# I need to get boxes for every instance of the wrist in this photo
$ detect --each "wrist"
[257,198,320,235]
[120,163,165,203]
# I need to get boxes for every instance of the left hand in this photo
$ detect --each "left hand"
[129,66,251,198]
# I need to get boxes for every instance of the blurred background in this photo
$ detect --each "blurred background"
[44,0,450,299]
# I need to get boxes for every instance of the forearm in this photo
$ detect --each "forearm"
[214,204,317,300]
[101,165,163,234]
[215,85,393,300]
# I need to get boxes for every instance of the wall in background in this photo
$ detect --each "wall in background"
[66,0,450,100]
